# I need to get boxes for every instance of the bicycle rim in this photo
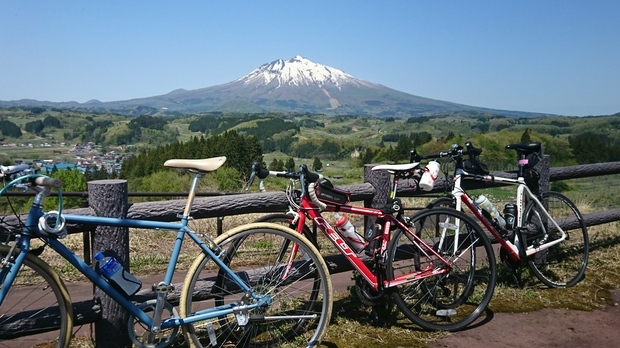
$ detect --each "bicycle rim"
[387,208,496,331]
[525,191,589,287]
[0,245,73,348]
[180,222,332,347]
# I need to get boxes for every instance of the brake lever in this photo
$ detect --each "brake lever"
[244,171,256,191]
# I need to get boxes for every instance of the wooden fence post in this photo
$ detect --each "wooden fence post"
[538,154,551,194]
[88,179,132,348]
[364,164,390,229]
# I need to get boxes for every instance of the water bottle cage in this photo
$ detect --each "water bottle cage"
[365,224,382,241]
[480,209,509,235]
[480,209,492,221]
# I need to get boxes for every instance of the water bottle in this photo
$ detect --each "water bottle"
[95,252,142,297]
[419,161,440,191]
[474,195,506,228]
[503,203,517,230]
[334,213,365,252]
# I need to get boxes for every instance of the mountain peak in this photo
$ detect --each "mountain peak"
[0,56,544,118]
[238,56,361,90]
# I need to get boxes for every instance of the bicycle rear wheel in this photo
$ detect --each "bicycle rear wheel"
[180,222,332,347]
[426,196,455,209]
[525,191,589,287]
[387,208,496,331]
[0,245,73,348]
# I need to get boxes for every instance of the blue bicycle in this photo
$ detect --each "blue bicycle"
[0,158,332,348]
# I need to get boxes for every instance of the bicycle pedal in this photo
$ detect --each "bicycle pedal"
[436,309,457,317]
[152,283,175,293]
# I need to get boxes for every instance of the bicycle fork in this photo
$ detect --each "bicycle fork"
[0,238,30,304]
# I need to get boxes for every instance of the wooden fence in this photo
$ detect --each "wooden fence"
[4,158,620,347]
[63,158,620,231]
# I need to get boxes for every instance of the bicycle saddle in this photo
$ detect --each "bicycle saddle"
[505,142,542,154]
[371,162,420,173]
[164,156,227,172]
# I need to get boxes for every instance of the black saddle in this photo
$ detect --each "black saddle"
[505,142,542,155]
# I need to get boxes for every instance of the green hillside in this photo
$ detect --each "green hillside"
[2,107,619,169]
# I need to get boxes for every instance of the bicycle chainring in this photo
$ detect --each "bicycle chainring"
[499,248,525,288]
[128,299,181,348]
[353,274,384,306]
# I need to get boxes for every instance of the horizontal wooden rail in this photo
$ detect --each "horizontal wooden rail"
[2,163,620,235]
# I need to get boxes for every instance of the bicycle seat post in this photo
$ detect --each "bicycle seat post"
[389,173,400,200]
[182,171,204,219]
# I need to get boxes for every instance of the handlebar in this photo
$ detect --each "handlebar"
[410,141,483,162]
[245,162,324,192]
[1,164,63,189]
[0,165,66,239]
[0,164,29,175]
[34,176,63,188]
[244,162,328,209]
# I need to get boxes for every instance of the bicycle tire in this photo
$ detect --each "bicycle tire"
[524,191,589,287]
[426,196,455,210]
[415,200,480,307]
[0,244,73,348]
[180,222,333,348]
[387,208,496,331]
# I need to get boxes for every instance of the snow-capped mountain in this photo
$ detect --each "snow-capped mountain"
[0,56,543,117]
[239,55,379,90]
[133,55,485,116]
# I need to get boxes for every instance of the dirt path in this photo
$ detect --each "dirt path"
[62,272,620,347]
[432,289,620,348]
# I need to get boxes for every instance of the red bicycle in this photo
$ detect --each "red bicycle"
[245,162,496,331]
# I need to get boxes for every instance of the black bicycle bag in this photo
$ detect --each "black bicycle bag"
[314,179,350,205]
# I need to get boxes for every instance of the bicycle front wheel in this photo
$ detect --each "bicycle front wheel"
[525,191,589,287]
[387,208,496,331]
[180,222,332,348]
[254,213,316,247]
[0,245,73,348]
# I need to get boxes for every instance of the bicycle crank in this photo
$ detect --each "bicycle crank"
[128,299,181,348]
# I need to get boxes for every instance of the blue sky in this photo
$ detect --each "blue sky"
[1,1,618,116]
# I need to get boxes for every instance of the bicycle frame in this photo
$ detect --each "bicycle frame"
[450,168,567,261]
[289,193,451,292]
[0,173,269,333]
[246,162,456,292]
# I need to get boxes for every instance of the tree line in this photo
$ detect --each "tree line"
[119,130,263,192]
[3,108,620,205]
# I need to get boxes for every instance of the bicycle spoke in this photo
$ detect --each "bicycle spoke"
[387,208,496,332]
[0,246,73,348]
[526,191,589,287]
[180,223,332,348]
